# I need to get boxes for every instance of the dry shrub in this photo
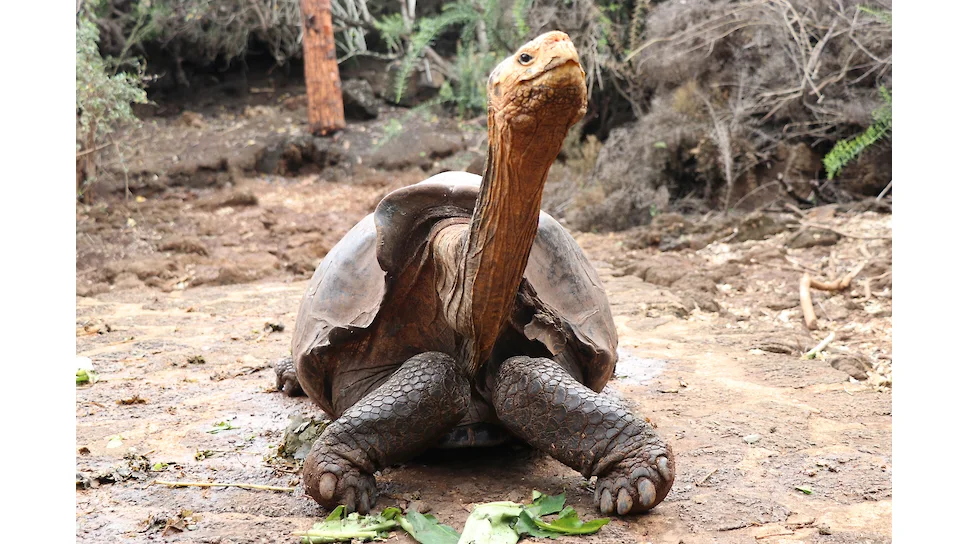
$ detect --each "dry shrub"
[533,0,892,231]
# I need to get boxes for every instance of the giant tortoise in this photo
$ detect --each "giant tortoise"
[276,31,675,516]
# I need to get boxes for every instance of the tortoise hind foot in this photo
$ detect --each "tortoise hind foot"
[303,352,470,513]
[275,355,304,397]
[493,356,674,516]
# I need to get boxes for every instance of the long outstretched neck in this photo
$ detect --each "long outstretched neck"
[430,31,585,374]
[452,109,568,372]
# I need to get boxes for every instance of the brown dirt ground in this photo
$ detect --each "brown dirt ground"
[76,104,892,544]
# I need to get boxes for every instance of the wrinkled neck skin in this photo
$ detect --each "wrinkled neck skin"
[433,105,571,374]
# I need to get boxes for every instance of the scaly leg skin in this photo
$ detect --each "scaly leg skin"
[303,352,470,513]
[493,356,675,515]
[275,355,304,397]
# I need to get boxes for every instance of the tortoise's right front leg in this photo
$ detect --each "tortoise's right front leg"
[303,352,470,513]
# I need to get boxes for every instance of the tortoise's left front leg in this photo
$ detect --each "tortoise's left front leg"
[493,356,675,515]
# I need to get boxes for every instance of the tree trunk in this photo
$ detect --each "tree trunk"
[301,0,345,135]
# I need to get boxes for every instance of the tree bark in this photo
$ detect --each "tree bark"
[301,0,345,135]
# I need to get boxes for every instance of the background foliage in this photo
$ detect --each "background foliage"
[79,0,892,225]
[76,1,149,198]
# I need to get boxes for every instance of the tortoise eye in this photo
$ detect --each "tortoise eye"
[518,53,534,64]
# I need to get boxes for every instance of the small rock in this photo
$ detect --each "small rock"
[764,296,800,310]
[658,383,681,394]
[743,434,762,444]
[822,298,850,321]
[342,79,380,120]
[160,236,209,256]
[264,322,285,333]
[818,524,833,535]
[786,228,841,249]
[829,354,872,381]
[177,111,206,128]
[752,340,797,355]
[786,512,815,526]
[187,355,206,365]
[680,292,720,313]
[282,94,308,111]
[407,500,431,514]
[243,105,272,118]
[197,190,258,210]
[629,264,686,287]
[79,318,112,335]
[732,213,796,242]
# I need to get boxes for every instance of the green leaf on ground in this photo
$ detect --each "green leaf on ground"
[524,491,566,517]
[514,511,561,539]
[458,502,523,544]
[795,485,814,495]
[326,505,347,522]
[295,491,607,544]
[295,506,400,543]
[76,368,97,385]
[526,506,609,536]
[398,509,460,544]
[207,421,238,434]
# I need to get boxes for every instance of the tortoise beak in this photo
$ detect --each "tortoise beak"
[530,34,586,87]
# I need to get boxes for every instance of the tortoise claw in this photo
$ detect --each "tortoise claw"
[599,488,613,514]
[636,479,656,510]
[616,488,634,515]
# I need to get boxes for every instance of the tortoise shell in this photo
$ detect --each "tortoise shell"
[291,171,617,426]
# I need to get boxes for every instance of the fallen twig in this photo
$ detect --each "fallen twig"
[785,255,820,273]
[799,220,891,240]
[783,203,808,218]
[803,332,835,359]
[810,261,868,291]
[695,467,719,486]
[800,273,818,329]
[756,531,795,540]
[876,180,893,200]
[152,480,295,493]
[861,279,873,301]
[799,262,867,328]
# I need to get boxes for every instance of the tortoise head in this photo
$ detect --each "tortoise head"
[486,31,588,133]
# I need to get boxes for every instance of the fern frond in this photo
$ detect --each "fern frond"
[393,3,480,103]
[823,87,892,179]
[373,13,407,53]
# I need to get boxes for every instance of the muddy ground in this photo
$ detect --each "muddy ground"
[76,95,892,544]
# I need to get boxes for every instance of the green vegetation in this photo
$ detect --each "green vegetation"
[391,0,530,117]
[824,87,892,179]
[295,491,608,543]
[75,7,148,197]
[78,0,892,218]
[437,42,496,118]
